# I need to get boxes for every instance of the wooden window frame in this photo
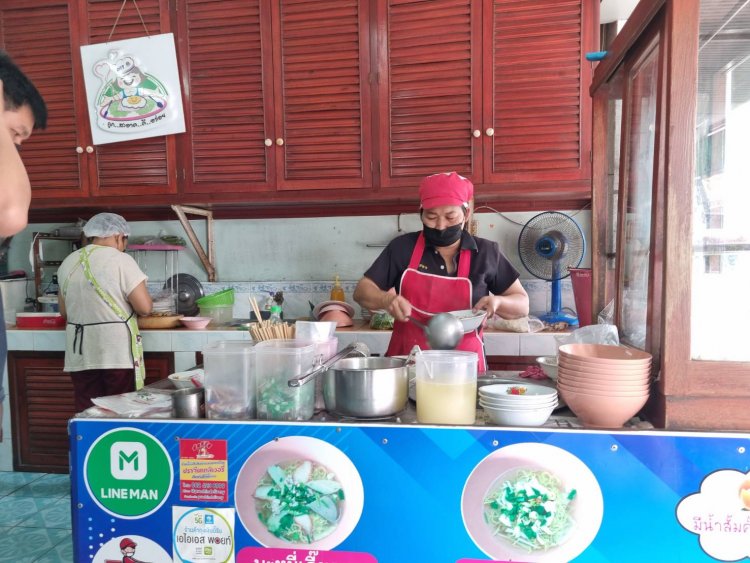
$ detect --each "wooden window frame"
[592,0,750,431]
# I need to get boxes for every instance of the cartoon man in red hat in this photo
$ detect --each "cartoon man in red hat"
[119,537,148,563]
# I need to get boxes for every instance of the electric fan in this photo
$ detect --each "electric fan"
[518,211,585,326]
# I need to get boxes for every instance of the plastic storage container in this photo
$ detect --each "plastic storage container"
[199,304,234,326]
[255,339,317,421]
[202,341,256,419]
[415,350,478,425]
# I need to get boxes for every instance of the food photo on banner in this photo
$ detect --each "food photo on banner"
[80,32,186,145]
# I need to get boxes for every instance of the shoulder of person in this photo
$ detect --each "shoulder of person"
[389,231,420,248]
[472,235,500,254]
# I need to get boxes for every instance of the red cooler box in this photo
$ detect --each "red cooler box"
[15,312,66,329]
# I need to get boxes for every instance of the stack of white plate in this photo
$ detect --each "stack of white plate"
[557,343,652,429]
[478,382,558,427]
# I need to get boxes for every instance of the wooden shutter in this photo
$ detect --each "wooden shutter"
[85,0,176,196]
[487,0,588,183]
[378,0,480,189]
[181,0,273,192]
[0,0,87,200]
[275,0,371,190]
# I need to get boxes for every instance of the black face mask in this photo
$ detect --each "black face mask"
[423,223,463,247]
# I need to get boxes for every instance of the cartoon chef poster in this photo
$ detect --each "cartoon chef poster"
[80,33,185,145]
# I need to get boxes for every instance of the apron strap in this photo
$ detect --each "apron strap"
[408,233,426,270]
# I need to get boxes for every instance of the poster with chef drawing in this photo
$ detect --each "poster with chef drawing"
[80,33,185,145]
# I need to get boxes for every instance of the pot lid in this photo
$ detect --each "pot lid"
[163,274,204,316]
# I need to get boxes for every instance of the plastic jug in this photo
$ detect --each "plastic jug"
[416,350,478,425]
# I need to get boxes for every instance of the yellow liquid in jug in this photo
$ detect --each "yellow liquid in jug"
[416,379,477,425]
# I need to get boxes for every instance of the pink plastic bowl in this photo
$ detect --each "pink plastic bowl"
[557,366,650,386]
[559,355,651,376]
[180,316,212,330]
[558,386,649,429]
[559,343,652,365]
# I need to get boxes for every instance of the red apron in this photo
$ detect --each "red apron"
[386,233,487,372]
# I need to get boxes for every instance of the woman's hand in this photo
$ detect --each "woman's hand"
[473,295,501,321]
[381,290,412,322]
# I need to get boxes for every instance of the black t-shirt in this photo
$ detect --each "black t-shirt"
[364,231,520,307]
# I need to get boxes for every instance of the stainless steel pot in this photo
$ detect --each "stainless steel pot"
[323,356,408,418]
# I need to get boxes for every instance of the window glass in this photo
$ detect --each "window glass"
[619,45,659,349]
[692,0,750,360]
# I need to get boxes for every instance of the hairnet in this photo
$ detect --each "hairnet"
[83,212,131,238]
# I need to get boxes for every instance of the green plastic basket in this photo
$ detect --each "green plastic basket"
[196,288,235,306]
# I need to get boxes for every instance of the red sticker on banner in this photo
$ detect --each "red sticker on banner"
[178,439,228,502]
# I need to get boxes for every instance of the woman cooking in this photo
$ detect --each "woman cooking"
[353,172,529,372]
[57,213,153,411]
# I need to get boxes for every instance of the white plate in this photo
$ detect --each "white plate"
[449,309,488,332]
[461,442,603,562]
[235,436,364,550]
[480,382,558,400]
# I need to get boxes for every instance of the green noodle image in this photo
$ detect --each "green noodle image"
[482,469,577,552]
[254,460,345,544]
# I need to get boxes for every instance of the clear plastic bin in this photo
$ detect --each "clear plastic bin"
[203,340,256,419]
[255,339,317,421]
[199,304,234,326]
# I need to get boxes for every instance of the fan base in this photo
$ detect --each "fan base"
[539,311,579,326]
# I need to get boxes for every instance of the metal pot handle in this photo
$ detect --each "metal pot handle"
[287,342,370,387]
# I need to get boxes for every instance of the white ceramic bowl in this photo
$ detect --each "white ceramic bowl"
[481,402,555,426]
[536,355,559,380]
[449,309,488,332]
[168,369,204,389]
[180,316,212,330]
[478,392,558,408]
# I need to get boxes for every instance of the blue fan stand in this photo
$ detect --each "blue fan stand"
[540,277,579,326]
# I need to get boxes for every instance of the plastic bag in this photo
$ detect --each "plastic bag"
[597,299,615,325]
[554,324,620,351]
[487,315,544,333]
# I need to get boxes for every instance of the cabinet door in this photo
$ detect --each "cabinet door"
[84,0,177,198]
[8,351,174,474]
[376,0,482,190]
[272,0,373,191]
[483,0,592,189]
[178,0,276,194]
[0,0,90,201]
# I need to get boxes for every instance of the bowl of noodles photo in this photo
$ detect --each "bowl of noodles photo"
[461,442,603,562]
[235,436,364,550]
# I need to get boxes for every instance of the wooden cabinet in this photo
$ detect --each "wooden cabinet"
[0,0,177,204]
[178,0,372,196]
[8,351,173,473]
[377,0,594,200]
[7,0,595,214]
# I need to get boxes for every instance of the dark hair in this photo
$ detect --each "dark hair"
[0,51,47,130]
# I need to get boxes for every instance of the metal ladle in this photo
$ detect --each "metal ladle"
[406,312,464,350]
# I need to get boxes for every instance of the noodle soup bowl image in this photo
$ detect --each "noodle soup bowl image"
[234,436,364,550]
[461,442,603,562]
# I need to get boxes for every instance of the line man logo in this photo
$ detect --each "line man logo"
[111,442,147,480]
[84,427,173,518]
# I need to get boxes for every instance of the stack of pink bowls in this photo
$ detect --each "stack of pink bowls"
[556,343,652,429]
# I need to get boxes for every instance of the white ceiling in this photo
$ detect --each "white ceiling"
[600,0,639,24]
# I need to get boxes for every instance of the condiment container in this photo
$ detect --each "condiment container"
[416,350,478,425]
[255,339,316,421]
[172,387,205,419]
[203,340,256,419]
